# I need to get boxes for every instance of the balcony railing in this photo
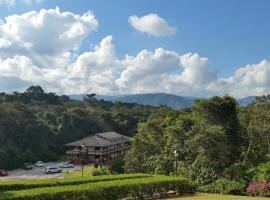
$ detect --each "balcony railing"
[66,145,131,155]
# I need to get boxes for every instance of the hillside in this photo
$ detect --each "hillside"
[112,93,197,109]
[0,86,160,170]
[71,93,257,109]
[71,93,197,109]
[237,96,256,106]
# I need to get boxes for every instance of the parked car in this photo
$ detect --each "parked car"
[35,161,45,167]
[23,163,33,170]
[60,162,74,168]
[45,166,62,174]
[0,170,8,176]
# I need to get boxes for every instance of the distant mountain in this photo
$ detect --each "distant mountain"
[112,93,197,109]
[70,93,257,109]
[70,93,197,109]
[70,94,120,101]
[237,96,257,106]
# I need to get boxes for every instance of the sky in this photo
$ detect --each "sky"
[0,0,269,97]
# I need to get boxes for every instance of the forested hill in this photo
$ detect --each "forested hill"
[0,86,161,170]
[124,94,270,193]
[70,93,256,109]
[71,93,197,109]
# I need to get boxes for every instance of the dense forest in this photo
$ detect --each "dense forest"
[124,95,270,195]
[0,86,160,169]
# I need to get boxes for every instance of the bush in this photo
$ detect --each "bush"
[247,182,270,197]
[223,162,251,183]
[110,159,124,174]
[252,161,270,182]
[198,178,245,195]
[91,166,111,176]
[0,174,151,192]
[0,176,195,200]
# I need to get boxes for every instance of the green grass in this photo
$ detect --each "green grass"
[164,193,270,200]
[64,165,94,178]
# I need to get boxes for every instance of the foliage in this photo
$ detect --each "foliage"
[167,193,270,200]
[110,159,124,174]
[0,86,159,169]
[0,174,151,192]
[91,166,111,176]
[251,161,270,182]
[198,178,245,195]
[0,175,195,200]
[124,96,242,185]
[247,182,270,197]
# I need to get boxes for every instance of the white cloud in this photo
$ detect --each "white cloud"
[179,53,217,86]
[0,38,11,48]
[217,60,270,97]
[63,35,121,94]
[0,8,269,97]
[0,7,98,68]
[129,13,176,37]
[116,48,180,93]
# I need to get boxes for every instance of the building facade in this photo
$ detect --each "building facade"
[65,132,131,164]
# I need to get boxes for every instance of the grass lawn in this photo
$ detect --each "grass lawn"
[163,193,270,200]
[64,165,94,178]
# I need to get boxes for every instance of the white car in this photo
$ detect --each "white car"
[35,161,45,167]
[60,162,74,168]
[46,166,62,174]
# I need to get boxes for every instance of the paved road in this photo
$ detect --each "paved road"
[0,162,82,180]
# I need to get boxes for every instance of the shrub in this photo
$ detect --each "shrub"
[247,182,270,197]
[0,174,151,192]
[110,159,124,174]
[223,162,251,183]
[0,176,195,200]
[91,166,111,176]
[252,161,270,182]
[198,178,245,195]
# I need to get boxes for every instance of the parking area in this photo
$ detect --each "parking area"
[0,162,82,180]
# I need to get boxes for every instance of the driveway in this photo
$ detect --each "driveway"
[0,162,82,180]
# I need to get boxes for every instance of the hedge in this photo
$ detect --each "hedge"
[1,176,195,200]
[198,178,245,195]
[0,174,151,192]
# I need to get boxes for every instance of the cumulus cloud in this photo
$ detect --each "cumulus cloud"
[0,8,269,97]
[63,35,121,94]
[0,7,98,68]
[129,14,176,37]
[117,48,179,84]
[216,60,270,97]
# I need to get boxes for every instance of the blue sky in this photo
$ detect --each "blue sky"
[0,0,269,97]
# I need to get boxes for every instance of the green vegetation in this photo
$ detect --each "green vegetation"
[0,86,161,170]
[0,174,151,192]
[124,95,270,197]
[198,179,245,195]
[2,86,270,197]
[0,175,194,200]
[165,193,270,200]
[64,165,94,178]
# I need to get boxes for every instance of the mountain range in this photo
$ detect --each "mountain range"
[70,93,256,109]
